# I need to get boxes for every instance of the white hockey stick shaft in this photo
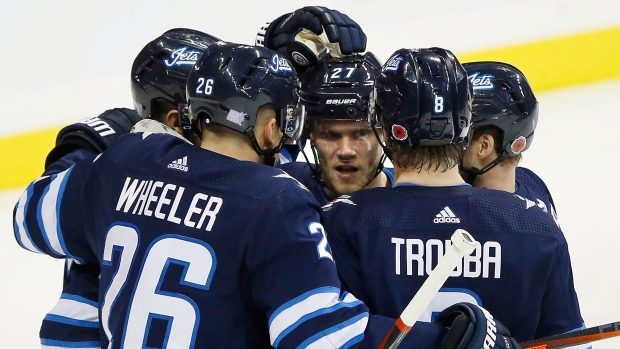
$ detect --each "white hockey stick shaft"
[378,229,477,349]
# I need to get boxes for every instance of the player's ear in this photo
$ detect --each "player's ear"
[477,133,495,159]
[261,117,280,150]
[164,110,184,135]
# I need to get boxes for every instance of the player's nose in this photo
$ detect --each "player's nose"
[337,137,357,160]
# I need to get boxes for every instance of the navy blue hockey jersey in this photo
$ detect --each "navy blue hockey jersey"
[516,166,558,220]
[37,108,141,348]
[321,184,584,342]
[279,161,394,205]
[14,132,449,348]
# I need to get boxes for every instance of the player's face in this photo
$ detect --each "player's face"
[460,143,477,177]
[311,119,383,198]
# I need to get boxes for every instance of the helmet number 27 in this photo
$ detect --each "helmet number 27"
[196,77,214,95]
[330,67,355,79]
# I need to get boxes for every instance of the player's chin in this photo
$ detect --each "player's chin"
[330,178,367,196]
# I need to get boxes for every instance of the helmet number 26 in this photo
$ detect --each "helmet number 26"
[196,77,214,95]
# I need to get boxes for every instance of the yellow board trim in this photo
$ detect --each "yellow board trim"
[458,26,620,92]
[2,25,620,191]
[1,128,60,190]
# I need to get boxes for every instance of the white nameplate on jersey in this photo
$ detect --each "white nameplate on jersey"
[391,238,501,279]
[164,47,201,67]
[468,72,495,90]
[269,54,293,73]
[78,116,115,137]
[116,177,223,232]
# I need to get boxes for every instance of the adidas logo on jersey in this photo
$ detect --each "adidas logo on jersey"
[433,206,460,223]
[168,156,189,172]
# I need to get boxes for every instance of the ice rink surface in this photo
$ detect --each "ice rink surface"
[2,0,620,347]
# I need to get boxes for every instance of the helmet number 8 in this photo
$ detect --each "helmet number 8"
[196,77,214,95]
[434,95,444,113]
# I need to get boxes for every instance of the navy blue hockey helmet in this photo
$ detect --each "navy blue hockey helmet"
[186,42,305,155]
[463,61,538,156]
[370,47,472,146]
[299,52,385,188]
[302,52,382,126]
[131,28,221,119]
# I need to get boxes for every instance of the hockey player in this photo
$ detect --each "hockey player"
[13,42,396,349]
[320,48,585,343]
[257,8,391,204]
[460,61,558,218]
[15,41,524,349]
[279,53,393,204]
[34,7,371,346]
[35,28,220,348]
[256,5,368,166]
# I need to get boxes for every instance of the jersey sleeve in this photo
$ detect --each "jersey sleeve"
[40,261,101,349]
[13,158,98,265]
[246,183,368,348]
[320,200,367,300]
[246,183,446,348]
[535,235,585,338]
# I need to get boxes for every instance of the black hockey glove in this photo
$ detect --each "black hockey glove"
[45,108,141,168]
[435,303,522,349]
[255,6,367,69]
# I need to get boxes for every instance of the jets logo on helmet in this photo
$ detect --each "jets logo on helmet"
[510,136,527,154]
[392,124,408,141]
[383,55,403,72]
[164,47,202,67]
[468,72,495,91]
[269,54,293,73]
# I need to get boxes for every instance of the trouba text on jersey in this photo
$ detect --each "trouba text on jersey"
[115,177,222,231]
[391,238,501,279]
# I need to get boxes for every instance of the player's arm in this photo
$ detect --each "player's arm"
[40,262,101,348]
[256,6,367,73]
[246,180,447,348]
[14,159,96,264]
[320,200,367,299]
[535,230,586,339]
[44,108,141,175]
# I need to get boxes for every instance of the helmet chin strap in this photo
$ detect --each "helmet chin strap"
[245,127,285,166]
[302,144,335,192]
[179,104,203,140]
[302,142,386,198]
[372,123,393,161]
[459,153,506,185]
